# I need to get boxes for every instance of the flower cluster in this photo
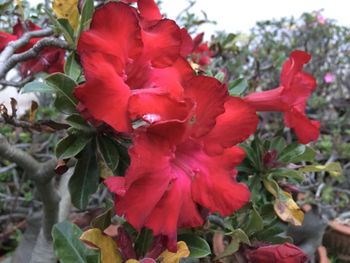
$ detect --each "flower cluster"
[74,0,319,252]
[0,20,65,77]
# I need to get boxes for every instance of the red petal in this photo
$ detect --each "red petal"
[74,52,132,132]
[145,168,203,251]
[281,50,311,88]
[282,71,317,112]
[243,86,286,112]
[0,32,17,51]
[184,76,227,138]
[104,176,127,196]
[77,2,143,73]
[284,108,320,144]
[204,97,258,154]
[114,133,173,230]
[147,58,194,98]
[138,0,162,20]
[141,19,182,67]
[191,146,250,216]
[129,89,194,124]
[180,28,193,57]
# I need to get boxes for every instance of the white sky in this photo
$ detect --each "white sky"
[29,0,350,35]
[160,0,350,36]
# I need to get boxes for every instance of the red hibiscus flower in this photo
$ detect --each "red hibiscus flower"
[0,20,65,78]
[75,0,193,133]
[105,76,258,251]
[244,50,319,144]
[246,243,308,263]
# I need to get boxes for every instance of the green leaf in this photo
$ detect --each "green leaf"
[269,136,286,154]
[214,71,225,82]
[215,229,250,260]
[79,0,94,34]
[135,228,154,258]
[289,146,317,163]
[178,233,211,258]
[229,78,248,96]
[45,73,78,114]
[66,114,92,131]
[91,207,113,231]
[298,162,343,178]
[270,168,304,183]
[243,206,263,235]
[69,141,100,210]
[64,52,82,81]
[241,144,257,167]
[21,81,55,93]
[52,221,87,263]
[58,18,74,40]
[55,133,92,159]
[278,143,306,163]
[45,9,75,46]
[98,136,120,172]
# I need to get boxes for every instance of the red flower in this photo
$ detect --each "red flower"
[191,32,214,67]
[105,76,258,251]
[75,1,193,133]
[244,50,319,144]
[0,20,65,77]
[246,243,308,263]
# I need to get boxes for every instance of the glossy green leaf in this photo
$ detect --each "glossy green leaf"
[243,206,264,235]
[229,78,248,96]
[69,142,99,210]
[52,221,88,263]
[45,73,78,114]
[65,114,92,131]
[64,52,82,81]
[270,168,304,183]
[79,0,94,34]
[21,81,55,93]
[278,143,306,163]
[135,228,154,258]
[289,146,317,163]
[269,136,286,154]
[55,133,92,159]
[178,233,211,258]
[98,136,120,172]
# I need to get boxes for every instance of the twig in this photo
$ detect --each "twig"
[0,163,17,174]
[0,37,71,79]
[0,28,53,65]
[0,76,34,88]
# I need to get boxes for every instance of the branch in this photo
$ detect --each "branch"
[0,37,71,79]
[0,76,33,88]
[0,133,56,183]
[0,28,53,64]
[0,133,60,242]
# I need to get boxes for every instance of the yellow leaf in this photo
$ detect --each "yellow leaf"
[299,162,343,178]
[52,0,80,30]
[80,228,123,263]
[125,260,139,263]
[274,191,304,226]
[158,241,190,263]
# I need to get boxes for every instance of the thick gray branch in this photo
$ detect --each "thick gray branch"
[0,133,59,242]
[0,133,56,183]
[0,37,70,79]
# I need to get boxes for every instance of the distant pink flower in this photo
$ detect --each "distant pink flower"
[316,14,326,24]
[324,72,335,83]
